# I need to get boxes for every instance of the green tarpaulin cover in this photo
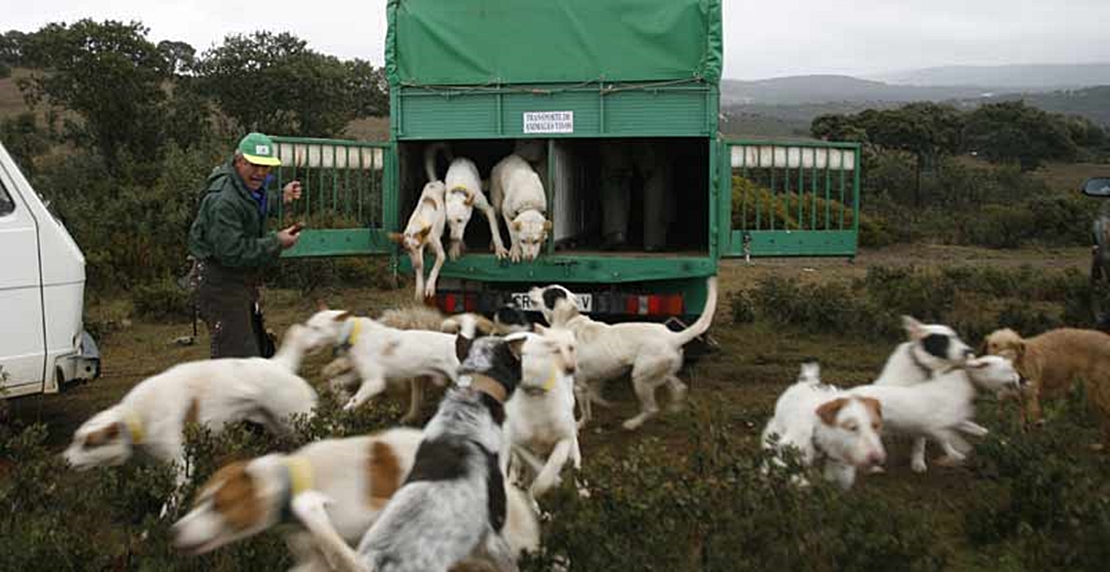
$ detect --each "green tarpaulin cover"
[386,0,722,86]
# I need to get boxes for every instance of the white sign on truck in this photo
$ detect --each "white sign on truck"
[0,142,100,399]
[523,111,574,134]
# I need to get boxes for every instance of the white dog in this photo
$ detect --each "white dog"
[294,331,531,572]
[424,144,508,261]
[872,315,977,472]
[503,325,581,498]
[174,428,539,572]
[849,354,1022,471]
[762,362,886,490]
[530,277,718,430]
[389,180,447,300]
[300,307,462,422]
[63,354,317,482]
[490,153,551,262]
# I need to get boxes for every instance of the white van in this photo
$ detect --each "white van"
[0,142,99,399]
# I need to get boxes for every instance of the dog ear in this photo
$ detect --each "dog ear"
[464,190,476,207]
[417,225,432,240]
[533,323,548,335]
[1015,339,1026,358]
[387,232,405,245]
[815,398,848,426]
[859,397,882,423]
[512,220,523,231]
[504,332,529,360]
[455,334,473,362]
[316,299,330,311]
[901,315,925,340]
[333,311,352,322]
[84,422,122,448]
[543,220,553,232]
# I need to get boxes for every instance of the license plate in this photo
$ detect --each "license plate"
[511,291,592,313]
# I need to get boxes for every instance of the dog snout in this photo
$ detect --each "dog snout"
[867,450,886,466]
[564,364,577,376]
[963,348,976,359]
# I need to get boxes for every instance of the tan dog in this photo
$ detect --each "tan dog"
[985,327,1110,439]
[389,181,447,300]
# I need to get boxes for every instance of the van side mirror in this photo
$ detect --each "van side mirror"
[1081,177,1110,198]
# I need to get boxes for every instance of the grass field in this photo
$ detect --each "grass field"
[4,244,1104,570]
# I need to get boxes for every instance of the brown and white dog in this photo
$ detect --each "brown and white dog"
[390,180,447,300]
[173,428,539,571]
[63,340,318,483]
[985,327,1110,440]
[762,362,886,490]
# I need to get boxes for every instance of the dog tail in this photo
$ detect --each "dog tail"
[797,360,821,385]
[423,143,451,183]
[671,276,718,347]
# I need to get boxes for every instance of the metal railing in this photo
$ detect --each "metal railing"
[723,140,861,258]
[267,136,394,257]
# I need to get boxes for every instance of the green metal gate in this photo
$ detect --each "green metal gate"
[268,137,396,258]
[721,140,861,258]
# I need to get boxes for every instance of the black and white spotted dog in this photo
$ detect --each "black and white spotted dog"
[292,327,529,572]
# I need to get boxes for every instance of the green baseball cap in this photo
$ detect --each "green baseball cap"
[237,132,282,167]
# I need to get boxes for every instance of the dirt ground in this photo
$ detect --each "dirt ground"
[4,243,1094,570]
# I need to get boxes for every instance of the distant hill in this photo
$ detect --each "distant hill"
[874,63,1110,89]
[721,75,995,106]
[978,86,1110,126]
[720,69,1110,137]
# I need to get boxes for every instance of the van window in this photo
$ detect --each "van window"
[0,181,15,216]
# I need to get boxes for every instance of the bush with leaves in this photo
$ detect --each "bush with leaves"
[965,387,1110,571]
[525,405,947,572]
[733,265,1095,342]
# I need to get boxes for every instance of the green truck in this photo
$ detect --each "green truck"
[269,0,860,321]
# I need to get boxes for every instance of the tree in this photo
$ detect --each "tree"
[346,58,390,117]
[18,20,170,172]
[813,103,964,204]
[157,40,196,76]
[196,31,367,137]
[0,30,29,67]
[964,101,1077,171]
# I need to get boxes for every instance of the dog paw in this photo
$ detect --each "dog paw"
[423,283,437,299]
[934,455,963,467]
[911,459,928,473]
[622,417,647,431]
[509,245,522,263]
[448,241,464,260]
[494,245,509,260]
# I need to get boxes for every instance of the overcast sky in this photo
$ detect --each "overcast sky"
[6,0,1110,80]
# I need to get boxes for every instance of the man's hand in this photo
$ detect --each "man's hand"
[277,224,303,249]
[283,181,303,204]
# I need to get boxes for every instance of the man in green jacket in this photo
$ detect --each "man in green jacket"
[188,132,303,358]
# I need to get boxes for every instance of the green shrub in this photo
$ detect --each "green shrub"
[728,289,756,324]
[740,265,1099,341]
[132,276,193,323]
[525,405,947,572]
[960,204,1036,248]
[966,388,1110,571]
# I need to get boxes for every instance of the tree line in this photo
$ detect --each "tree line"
[811,101,1106,203]
[0,21,388,174]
